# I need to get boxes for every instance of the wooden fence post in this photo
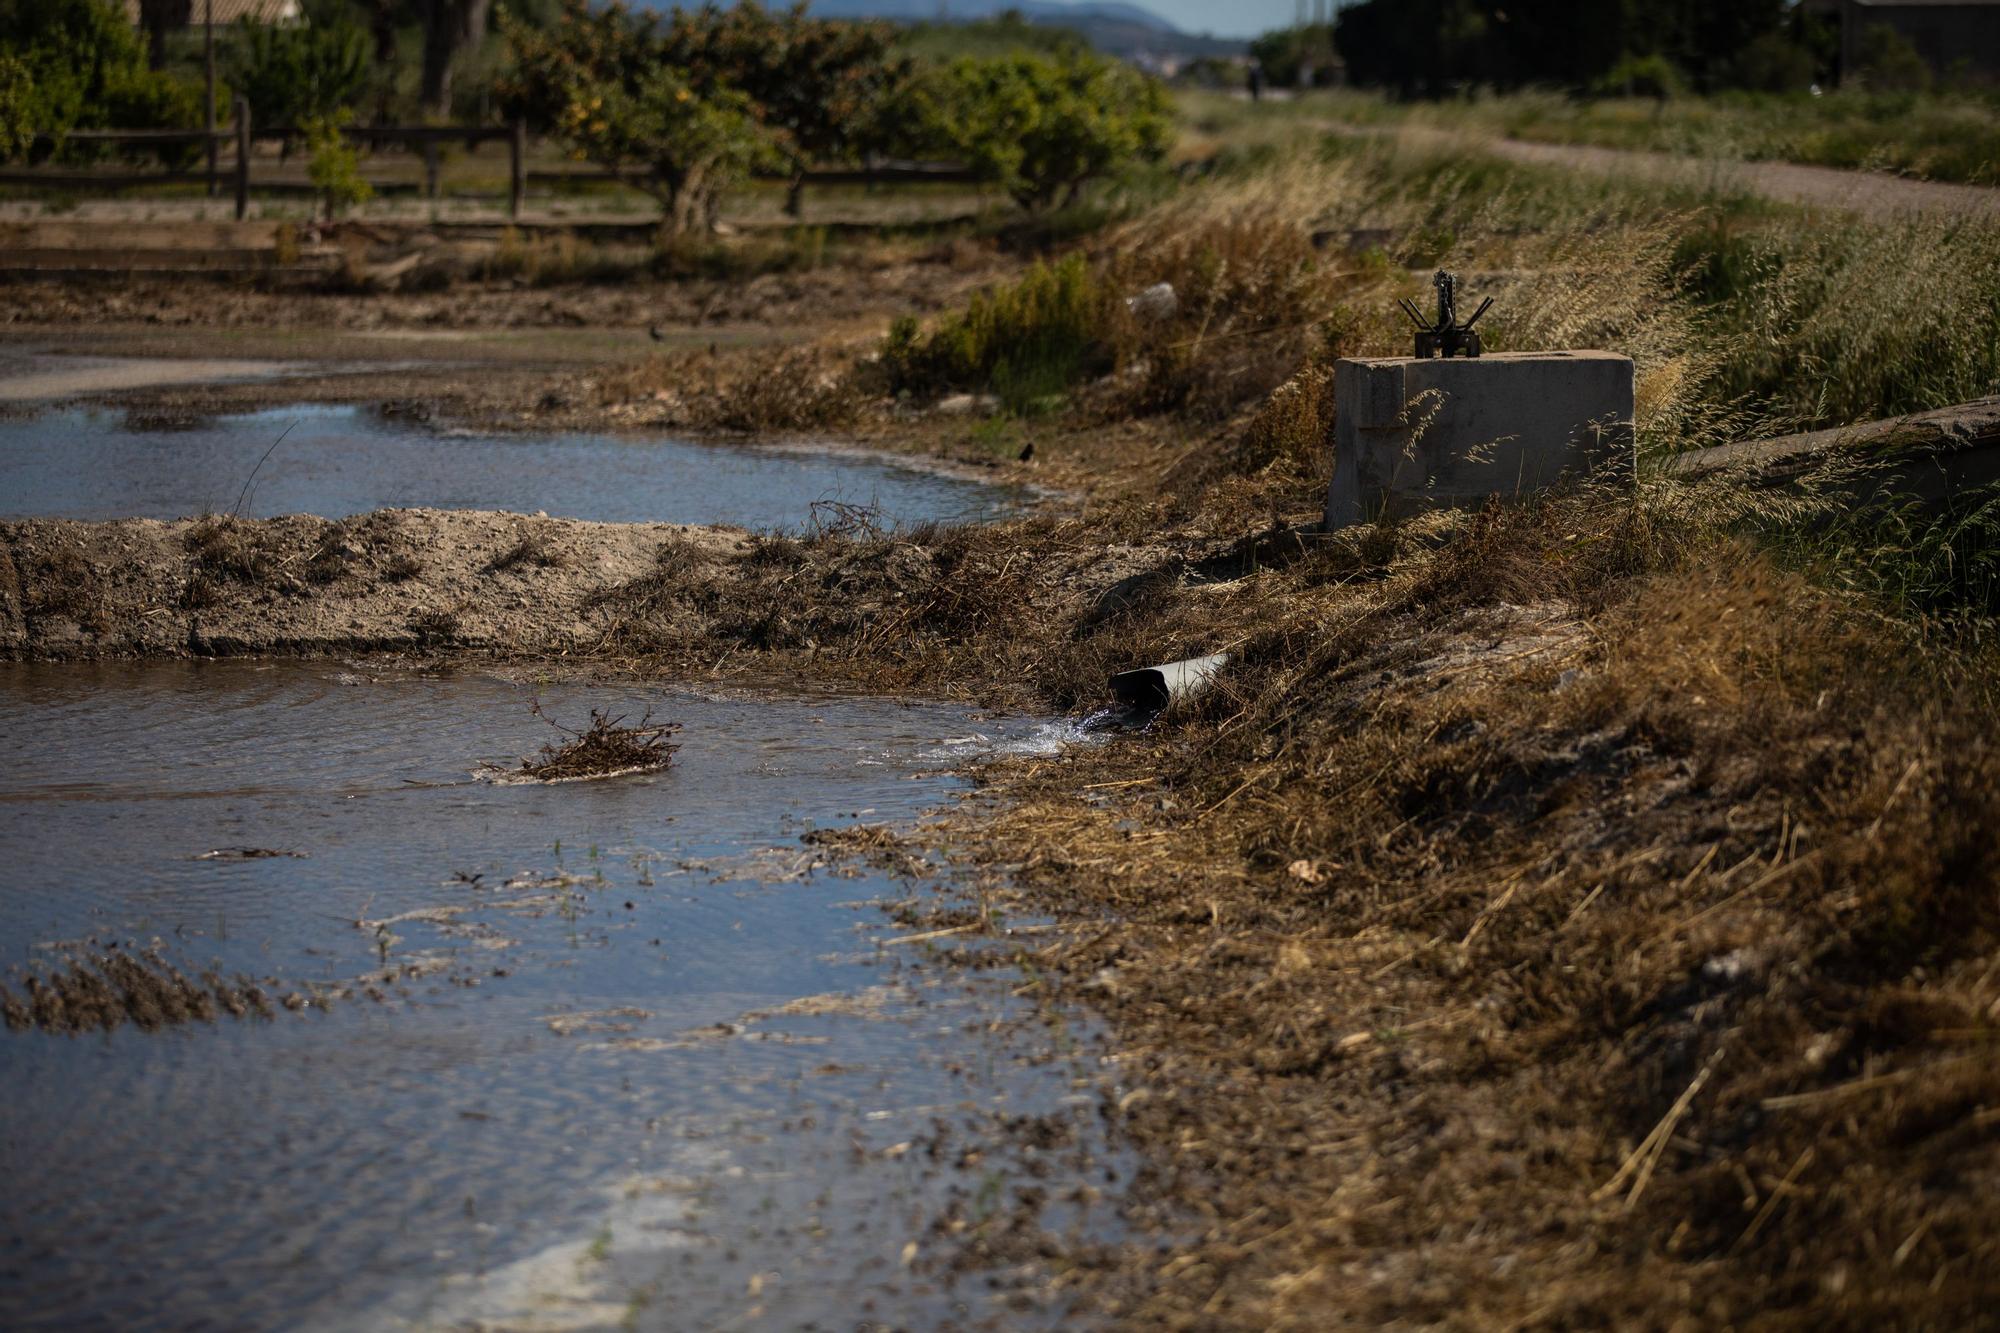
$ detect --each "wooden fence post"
[233,96,250,221]
[509,118,526,220]
[204,0,217,198]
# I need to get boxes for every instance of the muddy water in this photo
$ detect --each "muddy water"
[0,662,1121,1332]
[0,405,1023,528]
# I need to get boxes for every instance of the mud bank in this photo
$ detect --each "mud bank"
[0,508,745,660]
[2,505,1177,680]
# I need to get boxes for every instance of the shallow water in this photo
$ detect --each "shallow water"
[0,662,1118,1331]
[0,404,1022,529]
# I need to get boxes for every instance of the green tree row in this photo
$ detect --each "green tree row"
[499,0,1171,232]
[1255,0,1940,99]
[1,0,1173,222]
[0,0,496,161]
[0,0,203,161]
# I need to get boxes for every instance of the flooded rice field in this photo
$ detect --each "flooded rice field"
[0,405,1023,529]
[0,661,1124,1331]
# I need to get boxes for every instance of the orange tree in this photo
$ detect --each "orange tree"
[885,51,1172,211]
[499,0,772,231]
[672,2,911,216]
[500,0,911,227]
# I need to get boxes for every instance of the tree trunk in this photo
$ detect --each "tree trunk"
[369,0,400,65]
[659,167,690,235]
[364,1,400,123]
[140,0,194,70]
[419,0,493,120]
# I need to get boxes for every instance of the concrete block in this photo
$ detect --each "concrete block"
[1325,351,1635,529]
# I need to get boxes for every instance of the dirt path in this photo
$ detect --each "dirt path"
[1340,122,2000,219]
[1487,134,2000,219]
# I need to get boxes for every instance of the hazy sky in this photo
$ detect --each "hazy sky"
[1122,1,1306,39]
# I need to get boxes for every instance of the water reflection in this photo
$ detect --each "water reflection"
[0,405,1023,529]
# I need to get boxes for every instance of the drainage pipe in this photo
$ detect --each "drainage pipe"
[1109,653,1231,714]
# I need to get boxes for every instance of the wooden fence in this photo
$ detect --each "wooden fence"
[1,103,978,219]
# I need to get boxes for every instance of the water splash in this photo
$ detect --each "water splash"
[923,707,1144,760]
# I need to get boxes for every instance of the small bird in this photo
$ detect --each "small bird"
[648,324,666,342]
[1018,441,1035,463]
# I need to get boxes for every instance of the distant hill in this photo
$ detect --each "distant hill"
[631,1,1246,61]
[810,1,1176,30]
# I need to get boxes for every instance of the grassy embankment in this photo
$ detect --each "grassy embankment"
[1180,84,2000,185]
[570,122,2000,1324]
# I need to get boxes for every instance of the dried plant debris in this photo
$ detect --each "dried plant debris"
[485,530,564,573]
[801,823,934,880]
[497,704,681,783]
[1,951,275,1035]
[195,846,305,861]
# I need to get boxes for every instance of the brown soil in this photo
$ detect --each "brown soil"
[1,508,744,660]
[0,230,1008,336]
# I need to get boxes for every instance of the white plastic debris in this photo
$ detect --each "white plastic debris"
[1126,281,1178,321]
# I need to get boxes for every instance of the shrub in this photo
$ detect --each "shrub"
[303,112,372,219]
[225,14,373,130]
[0,0,138,148]
[1589,54,1684,100]
[1237,364,1334,482]
[574,69,766,233]
[1728,31,1819,94]
[0,55,33,160]
[0,0,202,164]
[1853,22,1930,93]
[887,52,1173,211]
[102,63,204,167]
[881,252,1114,411]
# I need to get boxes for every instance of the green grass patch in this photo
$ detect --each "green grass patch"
[882,252,1114,413]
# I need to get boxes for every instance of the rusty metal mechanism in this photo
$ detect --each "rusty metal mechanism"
[1400,270,1491,358]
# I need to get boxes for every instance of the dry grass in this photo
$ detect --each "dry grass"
[21,546,107,633]
[587,512,1196,708]
[568,434,2000,1324]
[485,530,564,573]
[182,515,281,609]
[896,477,2000,1327]
[379,551,423,582]
[580,129,1996,472]
[405,608,461,643]
[598,343,864,434]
